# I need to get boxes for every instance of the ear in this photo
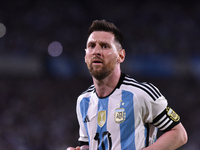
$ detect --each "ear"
[84,49,87,63]
[117,49,125,63]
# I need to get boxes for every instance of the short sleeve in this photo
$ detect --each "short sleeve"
[142,95,168,123]
[139,83,181,132]
[76,97,89,143]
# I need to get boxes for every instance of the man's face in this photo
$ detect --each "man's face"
[85,31,121,80]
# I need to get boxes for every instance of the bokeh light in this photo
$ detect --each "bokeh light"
[48,41,63,57]
[0,23,6,38]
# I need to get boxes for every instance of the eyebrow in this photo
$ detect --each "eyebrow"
[87,41,111,46]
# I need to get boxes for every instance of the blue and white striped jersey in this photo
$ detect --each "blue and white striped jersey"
[76,73,180,150]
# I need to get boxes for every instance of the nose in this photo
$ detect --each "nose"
[92,45,102,56]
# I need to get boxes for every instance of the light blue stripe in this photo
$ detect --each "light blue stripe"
[120,90,136,150]
[154,128,158,142]
[80,97,90,144]
[144,124,147,147]
[96,97,109,150]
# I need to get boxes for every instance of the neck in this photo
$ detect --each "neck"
[93,68,121,97]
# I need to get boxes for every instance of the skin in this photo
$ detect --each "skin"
[67,31,188,150]
[84,31,125,97]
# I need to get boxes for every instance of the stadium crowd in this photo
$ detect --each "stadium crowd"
[0,0,200,149]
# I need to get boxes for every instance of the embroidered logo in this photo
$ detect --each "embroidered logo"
[166,107,180,122]
[84,115,90,123]
[114,108,126,123]
[98,110,106,127]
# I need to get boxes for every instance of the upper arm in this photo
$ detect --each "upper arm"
[170,122,188,144]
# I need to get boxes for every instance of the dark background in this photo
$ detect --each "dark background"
[0,0,199,149]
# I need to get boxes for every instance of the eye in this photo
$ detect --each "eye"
[88,43,95,49]
[102,44,109,49]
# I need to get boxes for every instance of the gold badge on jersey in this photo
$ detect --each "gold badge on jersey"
[114,108,126,123]
[98,110,106,127]
[166,107,180,122]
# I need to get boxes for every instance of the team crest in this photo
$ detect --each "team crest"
[114,108,126,123]
[98,110,106,127]
[166,107,180,122]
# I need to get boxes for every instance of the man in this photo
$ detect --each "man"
[67,20,187,150]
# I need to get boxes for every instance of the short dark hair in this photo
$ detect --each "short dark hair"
[88,20,124,47]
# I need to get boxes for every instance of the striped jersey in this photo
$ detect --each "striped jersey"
[76,73,180,150]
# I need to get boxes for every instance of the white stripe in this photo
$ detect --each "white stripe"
[154,114,167,126]
[125,76,137,82]
[107,91,121,150]
[156,118,170,129]
[160,120,173,131]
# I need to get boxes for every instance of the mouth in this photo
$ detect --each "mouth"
[92,59,103,65]
[93,60,102,63]
[92,57,103,63]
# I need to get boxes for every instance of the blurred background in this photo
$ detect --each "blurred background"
[0,0,199,149]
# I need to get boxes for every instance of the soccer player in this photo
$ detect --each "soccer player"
[67,20,187,150]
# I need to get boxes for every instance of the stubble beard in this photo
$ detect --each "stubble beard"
[88,61,115,81]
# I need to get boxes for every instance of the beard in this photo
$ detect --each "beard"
[87,60,116,80]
